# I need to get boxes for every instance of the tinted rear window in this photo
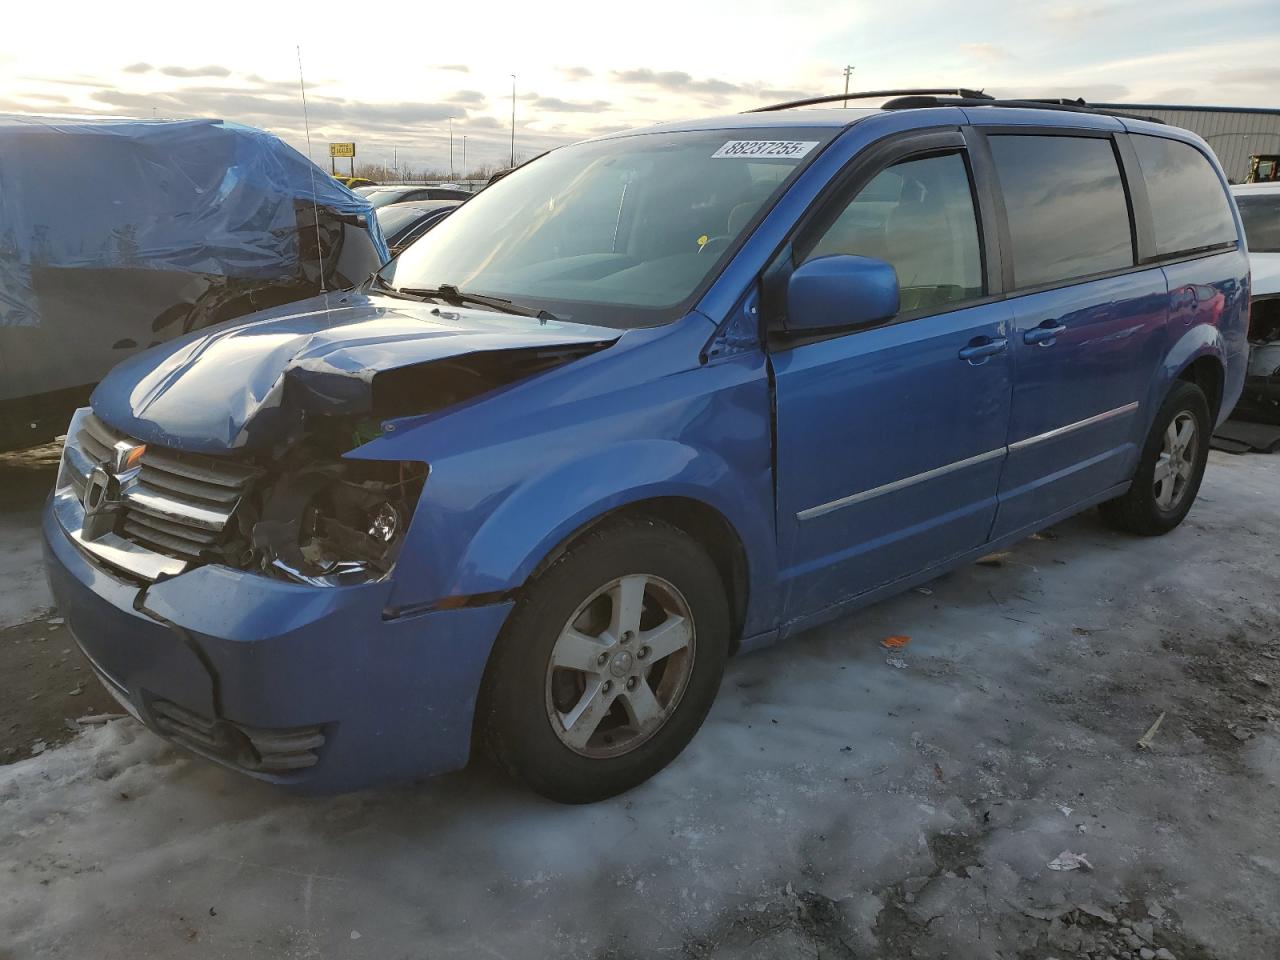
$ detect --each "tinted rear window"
[1236,195,1280,253]
[1132,136,1236,257]
[989,135,1134,288]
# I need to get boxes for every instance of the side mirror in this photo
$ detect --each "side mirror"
[785,255,900,333]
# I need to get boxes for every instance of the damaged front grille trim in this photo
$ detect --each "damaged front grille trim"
[52,490,190,581]
[124,483,236,531]
[57,408,425,586]
[55,408,260,579]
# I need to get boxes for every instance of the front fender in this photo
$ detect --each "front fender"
[349,330,779,635]
[452,438,777,611]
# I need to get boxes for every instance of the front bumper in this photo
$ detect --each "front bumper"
[42,498,513,793]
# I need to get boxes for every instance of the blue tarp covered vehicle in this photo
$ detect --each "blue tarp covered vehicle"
[0,115,388,450]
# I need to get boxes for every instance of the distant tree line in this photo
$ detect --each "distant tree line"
[353,156,531,183]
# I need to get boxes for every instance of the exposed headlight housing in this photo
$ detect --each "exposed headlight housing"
[251,460,427,587]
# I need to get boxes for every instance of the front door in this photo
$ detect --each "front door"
[771,142,1014,622]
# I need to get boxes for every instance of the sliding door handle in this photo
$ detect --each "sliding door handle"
[1024,321,1067,346]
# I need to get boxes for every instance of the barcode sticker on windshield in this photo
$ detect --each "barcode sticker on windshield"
[712,140,819,159]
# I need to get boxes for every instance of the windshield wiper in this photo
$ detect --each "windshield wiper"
[395,283,559,321]
[367,272,423,300]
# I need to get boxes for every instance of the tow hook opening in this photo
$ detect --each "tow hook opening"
[212,720,261,771]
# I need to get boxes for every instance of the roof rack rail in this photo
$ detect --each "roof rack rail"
[912,96,1167,125]
[747,90,1165,126]
[1018,98,1165,124]
[745,89,992,113]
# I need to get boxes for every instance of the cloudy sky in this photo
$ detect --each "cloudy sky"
[3,0,1277,175]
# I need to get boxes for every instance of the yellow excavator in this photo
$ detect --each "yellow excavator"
[1247,155,1280,183]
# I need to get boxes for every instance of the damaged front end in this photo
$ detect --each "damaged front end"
[55,330,612,587]
[1236,296,1280,424]
[248,457,427,587]
[53,406,426,587]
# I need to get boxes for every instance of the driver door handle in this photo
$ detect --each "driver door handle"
[958,336,1008,364]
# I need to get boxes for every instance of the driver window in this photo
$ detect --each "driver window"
[802,152,984,313]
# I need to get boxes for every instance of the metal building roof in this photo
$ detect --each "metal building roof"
[1097,103,1280,182]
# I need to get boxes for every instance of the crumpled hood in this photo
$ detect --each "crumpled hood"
[90,290,620,453]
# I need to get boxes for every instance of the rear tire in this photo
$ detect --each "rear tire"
[478,516,730,804]
[1100,381,1210,536]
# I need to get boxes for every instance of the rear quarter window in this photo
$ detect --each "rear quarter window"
[1132,135,1237,257]
[988,135,1135,289]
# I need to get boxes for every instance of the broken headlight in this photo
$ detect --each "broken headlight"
[250,461,427,587]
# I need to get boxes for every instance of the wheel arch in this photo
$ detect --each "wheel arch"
[1176,354,1225,424]
[1160,324,1229,428]
[443,437,775,649]
[526,495,751,654]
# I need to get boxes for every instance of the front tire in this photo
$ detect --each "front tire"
[1100,381,1211,536]
[478,516,730,804]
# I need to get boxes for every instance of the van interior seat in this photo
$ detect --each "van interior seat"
[884,177,955,310]
[726,179,779,237]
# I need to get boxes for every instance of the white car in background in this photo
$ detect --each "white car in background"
[1232,183,1280,421]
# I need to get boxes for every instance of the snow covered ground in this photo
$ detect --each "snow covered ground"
[2,450,1279,959]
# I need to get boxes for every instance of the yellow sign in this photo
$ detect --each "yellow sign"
[329,142,356,158]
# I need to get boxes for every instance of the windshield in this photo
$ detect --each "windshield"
[1238,195,1280,253]
[378,127,834,327]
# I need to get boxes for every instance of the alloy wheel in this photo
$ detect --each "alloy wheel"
[544,574,696,759]
[1153,411,1198,511]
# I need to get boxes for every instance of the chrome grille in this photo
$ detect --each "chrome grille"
[65,412,259,562]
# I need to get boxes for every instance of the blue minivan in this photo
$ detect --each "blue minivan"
[43,92,1249,802]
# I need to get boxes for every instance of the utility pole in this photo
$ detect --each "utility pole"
[462,136,468,179]
[510,74,516,168]
[449,118,454,179]
[393,145,398,182]
[842,65,855,106]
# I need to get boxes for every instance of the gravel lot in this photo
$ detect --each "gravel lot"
[2,448,1278,959]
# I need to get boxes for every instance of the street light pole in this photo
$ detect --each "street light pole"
[462,136,468,179]
[510,74,516,168]
[449,118,454,179]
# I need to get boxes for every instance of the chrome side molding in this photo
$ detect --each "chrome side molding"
[1007,401,1139,452]
[797,401,1141,521]
[797,448,1006,521]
